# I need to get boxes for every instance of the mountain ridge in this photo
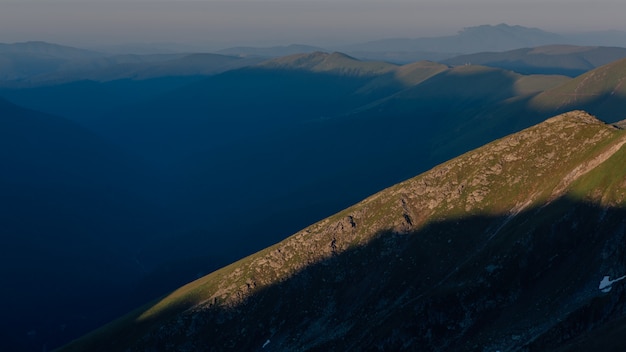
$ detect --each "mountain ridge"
[0,41,101,58]
[443,45,626,76]
[59,110,626,351]
[216,44,327,58]
[341,24,566,57]
[5,49,626,352]
[256,51,397,77]
[530,56,626,122]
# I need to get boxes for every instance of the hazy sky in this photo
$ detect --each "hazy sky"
[2,0,626,49]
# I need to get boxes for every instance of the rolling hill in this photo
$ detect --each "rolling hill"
[0,41,260,87]
[345,63,571,163]
[31,52,261,84]
[530,56,626,122]
[443,45,626,76]
[59,110,626,351]
[0,41,102,81]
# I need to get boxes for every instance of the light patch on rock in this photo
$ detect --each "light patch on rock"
[599,275,626,293]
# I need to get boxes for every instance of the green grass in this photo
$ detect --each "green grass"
[530,57,626,112]
[569,140,626,205]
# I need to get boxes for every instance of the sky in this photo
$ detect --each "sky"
[2,0,626,50]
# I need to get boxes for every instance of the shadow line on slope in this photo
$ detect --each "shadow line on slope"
[58,197,626,352]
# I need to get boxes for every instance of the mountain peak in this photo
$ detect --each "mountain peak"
[544,109,605,125]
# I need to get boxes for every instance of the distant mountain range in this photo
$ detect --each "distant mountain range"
[0,41,100,59]
[0,41,99,81]
[4,32,626,351]
[0,41,261,85]
[216,44,326,58]
[211,24,626,64]
[60,110,626,351]
[215,24,574,62]
[3,23,626,83]
[343,24,565,56]
[345,24,626,64]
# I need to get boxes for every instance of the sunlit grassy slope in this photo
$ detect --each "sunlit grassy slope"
[530,57,626,122]
[60,110,626,351]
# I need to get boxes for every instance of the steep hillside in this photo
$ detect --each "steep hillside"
[349,64,570,163]
[355,60,448,96]
[530,57,626,122]
[353,64,569,118]
[443,45,626,76]
[61,111,626,351]
[71,58,569,268]
[5,53,617,351]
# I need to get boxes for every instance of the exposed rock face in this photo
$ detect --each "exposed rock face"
[62,111,626,351]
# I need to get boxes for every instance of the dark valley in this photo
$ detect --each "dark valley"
[2,24,626,350]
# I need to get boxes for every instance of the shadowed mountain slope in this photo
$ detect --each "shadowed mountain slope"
[8,53,626,351]
[0,98,173,352]
[443,45,626,76]
[354,60,449,96]
[69,57,569,264]
[1,52,573,299]
[347,64,570,163]
[60,111,626,351]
